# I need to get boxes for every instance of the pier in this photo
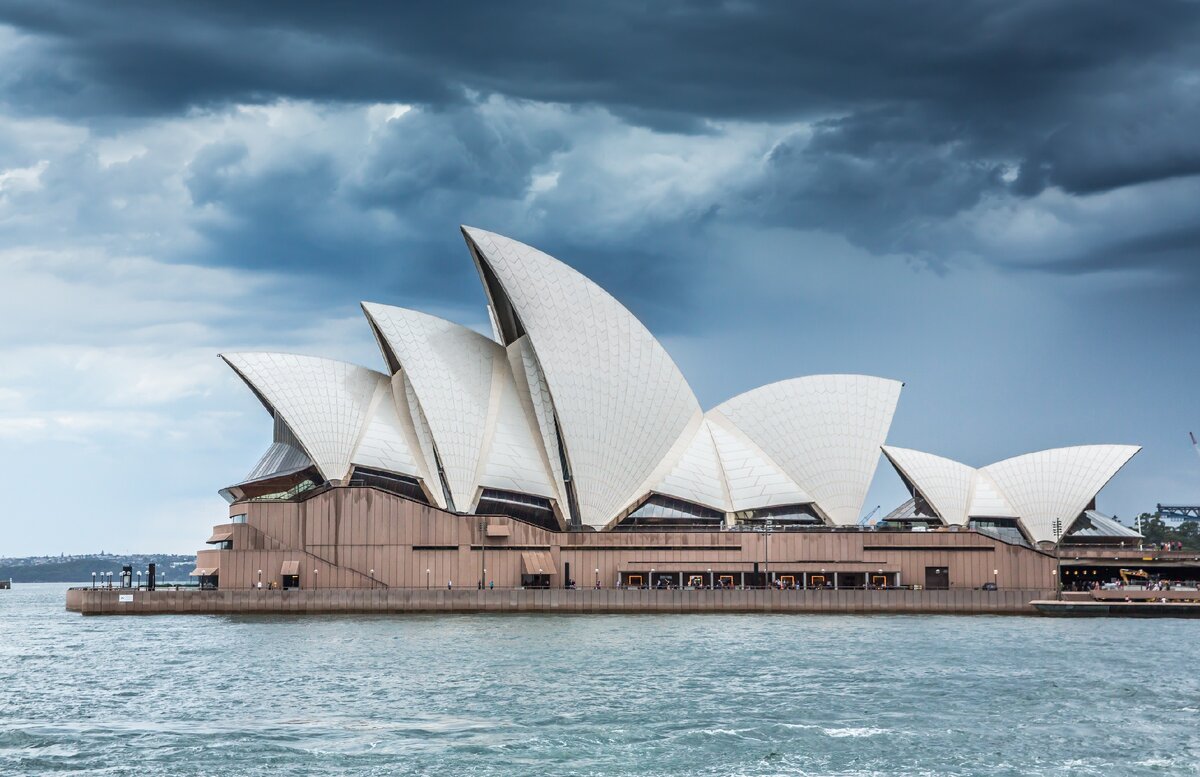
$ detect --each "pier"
[66,586,1054,616]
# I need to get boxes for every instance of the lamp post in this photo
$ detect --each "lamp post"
[650,568,655,590]
[1052,517,1064,600]
[479,517,486,590]
[369,569,375,590]
[993,568,998,590]
[708,567,713,589]
[257,569,262,590]
[764,519,773,588]
[314,568,319,591]
[426,568,431,590]
[595,567,600,588]
[137,570,142,589]
[91,572,96,589]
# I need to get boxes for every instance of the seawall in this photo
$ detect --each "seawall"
[66,587,1054,615]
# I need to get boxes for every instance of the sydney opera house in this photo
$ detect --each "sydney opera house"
[192,227,1150,594]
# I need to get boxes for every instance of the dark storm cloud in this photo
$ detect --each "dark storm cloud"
[2,0,1199,285]
[744,106,1008,263]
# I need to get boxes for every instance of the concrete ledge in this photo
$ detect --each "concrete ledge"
[66,587,1055,616]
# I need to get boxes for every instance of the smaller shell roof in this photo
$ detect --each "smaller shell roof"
[882,446,976,526]
[712,375,903,525]
[362,302,556,508]
[882,443,1141,544]
[980,444,1141,544]
[221,352,385,482]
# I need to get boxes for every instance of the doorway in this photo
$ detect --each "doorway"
[925,566,949,590]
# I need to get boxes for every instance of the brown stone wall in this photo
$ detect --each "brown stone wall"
[198,486,1058,592]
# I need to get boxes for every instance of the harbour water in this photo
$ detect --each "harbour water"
[3,583,1199,776]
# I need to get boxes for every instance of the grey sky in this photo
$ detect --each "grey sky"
[1,1,1197,554]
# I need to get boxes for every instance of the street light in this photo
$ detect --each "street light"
[649,568,655,590]
[1052,517,1064,600]
[993,568,999,589]
[708,567,713,589]
[426,568,431,589]
[369,569,375,589]
[257,569,262,590]
[137,570,142,589]
[314,568,319,591]
[595,567,600,588]
[91,572,96,589]
[764,519,773,588]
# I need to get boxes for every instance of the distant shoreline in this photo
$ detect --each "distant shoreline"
[0,554,195,584]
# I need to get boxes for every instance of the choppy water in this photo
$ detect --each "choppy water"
[3,583,1199,776]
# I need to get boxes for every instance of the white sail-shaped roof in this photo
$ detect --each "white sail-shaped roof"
[463,226,702,530]
[362,303,495,510]
[966,471,1017,519]
[882,444,1138,542]
[363,303,555,509]
[712,375,902,525]
[397,371,447,509]
[507,337,568,506]
[349,377,422,480]
[648,418,730,512]
[706,417,811,511]
[476,354,557,502]
[882,446,975,525]
[980,445,1140,544]
[220,352,382,482]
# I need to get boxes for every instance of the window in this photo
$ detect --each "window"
[969,518,1030,547]
[732,503,822,528]
[351,467,430,504]
[615,494,723,530]
[476,489,560,531]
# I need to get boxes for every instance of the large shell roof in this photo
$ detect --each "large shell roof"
[462,226,703,529]
[219,227,1139,535]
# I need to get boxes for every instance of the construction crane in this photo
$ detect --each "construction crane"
[1119,568,1150,585]
[1154,433,1200,524]
[857,505,881,527]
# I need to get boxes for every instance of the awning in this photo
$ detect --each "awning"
[206,530,233,544]
[280,560,301,576]
[189,566,219,576]
[521,551,557,575]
